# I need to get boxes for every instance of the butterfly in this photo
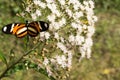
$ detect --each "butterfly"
[2,21,49,38]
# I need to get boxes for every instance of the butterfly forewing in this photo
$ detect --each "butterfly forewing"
[15,26,27,38]
[38,21,49,31]
[2,23,16,34]
[2,23,27,38]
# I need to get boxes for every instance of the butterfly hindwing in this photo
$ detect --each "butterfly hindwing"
[28,21,49,37]
[28,21,40,37]
[39,21,49,31]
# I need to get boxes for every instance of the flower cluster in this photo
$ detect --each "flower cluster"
[21,0,97,79]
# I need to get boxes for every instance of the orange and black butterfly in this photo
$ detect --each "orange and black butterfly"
[2,21,49,38]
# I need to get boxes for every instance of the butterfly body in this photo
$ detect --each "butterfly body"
[2,21,49,38]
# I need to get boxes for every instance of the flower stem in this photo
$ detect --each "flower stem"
[0,42,41,79]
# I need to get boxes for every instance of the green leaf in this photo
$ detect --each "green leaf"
[0,51,7,65]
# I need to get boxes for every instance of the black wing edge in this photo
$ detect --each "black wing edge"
[39,21,49,31]
[2,23,15,34]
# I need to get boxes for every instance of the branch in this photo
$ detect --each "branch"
[0,41,44,79]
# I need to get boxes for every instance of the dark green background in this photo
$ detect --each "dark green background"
[0,0,120,80]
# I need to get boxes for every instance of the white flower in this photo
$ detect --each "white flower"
[38,2,46,8]
[60,37,64,43]
[68,0,79,5]
[68,0,73,4]
[79,37,93,58]
[83,1,89,6]
[82,24,87,30]
[56,18,66,28]
[86,8,94,16]
[31,13,37,20]
[50,58,56,65]
[47,3,55,11]
[71,22,78,29]
[33,0,41,5]
[65,7,73,17]
[46,67,52,76]
[39,32,50,40]
[86,48,91,58]
[75,35,84,45]
[43,58,49,66]
[59,18,66,26]
[22,0,97,66]
[47,14,56,22]
[55,55,67,68]
[35,10,41,16]
[39,32,45,41]
[67,51,72,68]
[47,2,61,17]
[25,4,33,12]
[79,4,85,10]
[45,32,50,39]
[58,0,65,5]
[93,16,98,22]
[20,12,25,17]
[73,4,79,10]
[52,22,60,30]
[73,11,83,19]
[87,26,95,37]
[68,51,72,59]
[68,35,75,45]
[47,3,57,15]
[54,32,59,40]
[89,0,94,8]
[79,46,86,58]
[77,25,82,34]
[57,42,67,53]
[33,0,46,8]
[85,38,93,47]
[25,6,30,12]
[54,10,61,17]
[46,0,54,3]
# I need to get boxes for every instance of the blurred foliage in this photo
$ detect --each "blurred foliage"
[94,0,120,11]
[0,50,7,65]
[0,0,120,80]
[79,0,120,11]
[0,0,23,26]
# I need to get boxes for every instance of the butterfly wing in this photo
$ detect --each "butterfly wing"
[28,21,49,37]
[2,23,15,34]
[2,21,49,38]
[2,23,27,38]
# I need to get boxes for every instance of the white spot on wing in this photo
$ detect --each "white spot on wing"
[44,23,48,28]
[3,26,7,32]
[16,27,27,35]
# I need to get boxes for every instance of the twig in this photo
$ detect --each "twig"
[0,41,42,79]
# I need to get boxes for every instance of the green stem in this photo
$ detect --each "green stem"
[0,41,41,79]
